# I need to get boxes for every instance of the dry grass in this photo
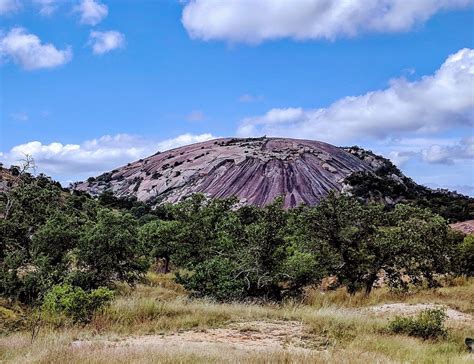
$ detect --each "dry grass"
[1,274,473,364]
[304,276,474,314]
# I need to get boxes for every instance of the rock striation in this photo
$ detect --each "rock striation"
[73,137,374,208]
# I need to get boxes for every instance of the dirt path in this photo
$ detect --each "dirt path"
[365,303,473,322]
[72,320,324,354]
[70,305,472,358]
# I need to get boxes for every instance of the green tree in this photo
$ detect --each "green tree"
[387,204,455,288]
[73,209,148,290]
[139,219,181,273]
[301,193,384,294]
[457,234,474,276]
[176,197,324,300]
[0,173,70,303]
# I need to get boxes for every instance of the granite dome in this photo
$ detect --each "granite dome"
[74,137,374,208]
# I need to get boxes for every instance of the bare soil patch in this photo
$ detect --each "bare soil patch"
[365,303,473,322]
[72,320,324,354]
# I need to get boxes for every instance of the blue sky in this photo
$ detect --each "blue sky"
[0,0,473,194]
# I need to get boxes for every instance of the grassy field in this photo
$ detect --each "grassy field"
[1,274,473,363]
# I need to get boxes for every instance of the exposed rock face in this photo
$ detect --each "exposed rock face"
[450,220,474,235]
[73,137,374,208]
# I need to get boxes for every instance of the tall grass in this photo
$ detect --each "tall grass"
[1,274,472,363]
[304,277,474,314]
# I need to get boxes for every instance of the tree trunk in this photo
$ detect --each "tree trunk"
[364,273,378,296]
[163,256,170,274]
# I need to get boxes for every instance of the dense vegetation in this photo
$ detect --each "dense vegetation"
[344,146,474,222]
[0,163,472,322]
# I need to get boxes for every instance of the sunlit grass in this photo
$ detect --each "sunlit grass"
[1,274,473,363]
[304,277,474,314]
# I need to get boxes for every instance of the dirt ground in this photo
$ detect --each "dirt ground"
[67,303,474,358]
[71,304,472,354]
[365,303,474,322]
[71,320,323,355]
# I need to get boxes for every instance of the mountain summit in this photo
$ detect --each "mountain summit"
[73,137,376,208]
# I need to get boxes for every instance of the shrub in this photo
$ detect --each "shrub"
[73,209,149,290]
[458,234,474,275]
[42,284,114,323]
[176,258,245,301]
[388,308,448,339]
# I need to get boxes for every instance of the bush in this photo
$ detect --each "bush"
[74,209,149,290]
[388,308,448,339]
[458,234,474,275]
[176,258,246,301]
[42,284,114,323]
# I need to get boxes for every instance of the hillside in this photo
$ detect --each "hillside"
[342,146,473,222]
[73,137,473,221]
[73,137,373,208]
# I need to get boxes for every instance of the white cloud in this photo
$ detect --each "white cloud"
[377,136,472,167]
[0,0,20,15]
[0,27,72,70]
[185,110,205,121]
[74,0,108,26]
[88,30,125,55]
[156,133,215,151]
[421,136,474,164]
[34,0,57,16]
[388,150,417,167]
[10,111,28,121]
[0,133,216,183]
[237,48,474,143]
[182,0,473,43]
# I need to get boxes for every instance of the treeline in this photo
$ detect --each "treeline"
[0,167,472,316]
[343,147,474,222]
[141,193,472,300]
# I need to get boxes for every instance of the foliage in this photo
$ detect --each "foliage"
[175,258,246,301]
[72,209,149,290]
[165,192,466,300]
[0,166,148,305]
[297,193,383,294]
[0,164,471,306]
[139,220,181,273]
[0,174,71,303]
[42,284,114,323]
[344,147,473,222]
[388,308,448,339]
[457,234,474,276]
[173,197,327,300]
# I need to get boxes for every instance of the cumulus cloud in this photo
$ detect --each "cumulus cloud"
[237,48,474,143]
[377,136,472,166]
[0,133,215,183]
[0,0,20,15]
[34,0,57,16]
[421,136,474,164]
[0,27,72,70]
[182,0,473,43]
[388,150,417,167]
[74,0,108,26]
[88,30,125,55]
[10,111,28,121]
[156,133,215,151]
